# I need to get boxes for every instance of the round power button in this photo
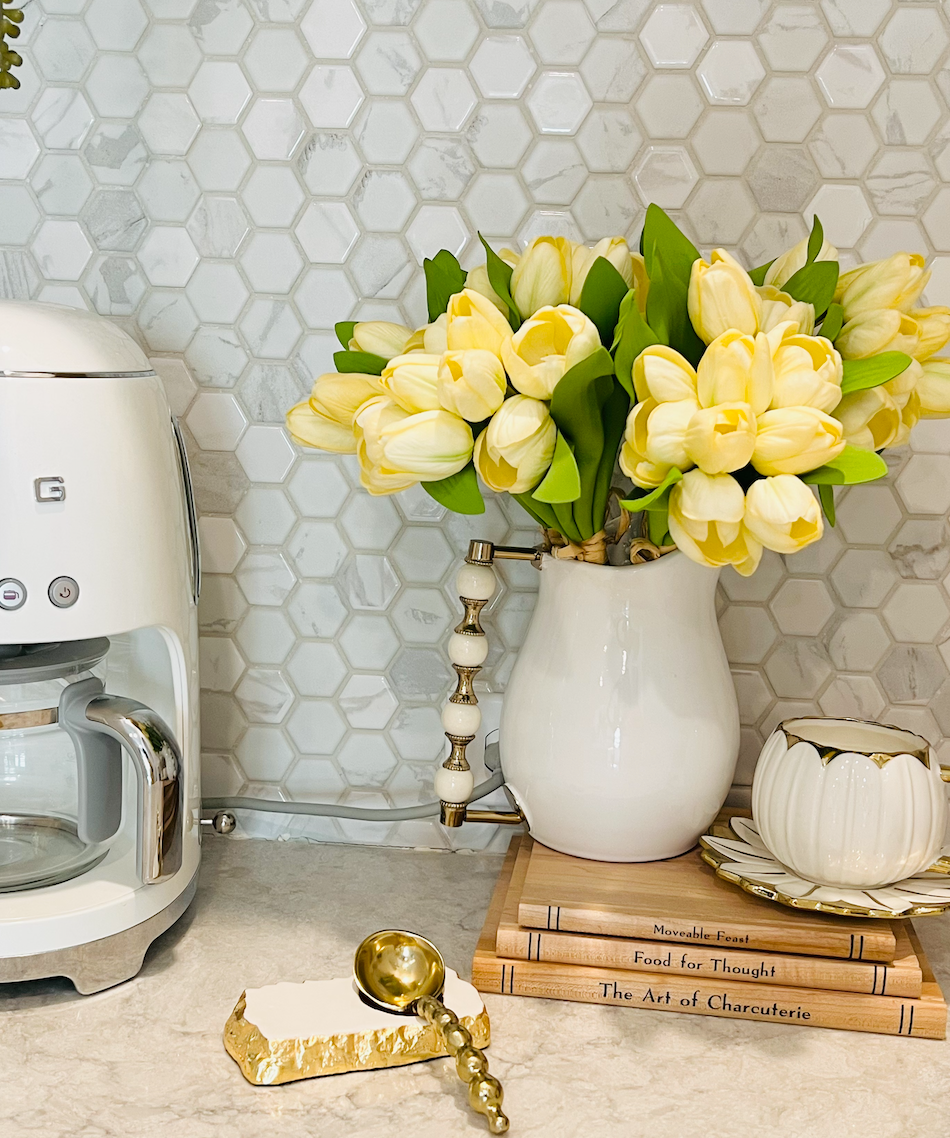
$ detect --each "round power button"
[49,576,79,608]
[0,579,27,611]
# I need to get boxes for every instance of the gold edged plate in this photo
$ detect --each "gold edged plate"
[699,816,950,920]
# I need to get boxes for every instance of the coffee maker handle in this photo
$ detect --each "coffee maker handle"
[59,678,184,885]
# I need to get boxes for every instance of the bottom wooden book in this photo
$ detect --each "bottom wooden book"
[473,839,948,1039]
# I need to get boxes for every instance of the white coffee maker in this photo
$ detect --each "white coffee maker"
[0,300,201,993]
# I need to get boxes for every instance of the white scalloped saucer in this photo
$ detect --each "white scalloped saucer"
[700,816,950,919]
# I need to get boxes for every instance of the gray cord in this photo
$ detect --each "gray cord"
[202,767,506,822]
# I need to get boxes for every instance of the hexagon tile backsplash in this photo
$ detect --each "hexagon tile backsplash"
[4,0,950,850]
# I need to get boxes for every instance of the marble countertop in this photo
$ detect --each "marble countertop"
[4,835,950,1138]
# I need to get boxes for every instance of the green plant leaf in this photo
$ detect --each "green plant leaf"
[619,466,683,512]
[748,259,774,286]
[478,232,521,330]
[513,492,557,531]
[839,352,912,396]
[641,203,699,283]
[802,445,889,486]
[806,215,824,264]
[818,483,836,526]
[781,260,839,315]
[532,430,582,503]
[335,320,357,350]
[333,349,388,375]
[612,291,661,398]
[591,382,630,533]
[647,501,672,546]
[578,256,630,346]
[638,207,704,364]
[549,346,615,539]
[422,462,485,514]
[646,253,705,366]
[819,302,844,343]
[423,248,467,322]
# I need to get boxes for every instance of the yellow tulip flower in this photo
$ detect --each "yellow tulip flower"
[348,320,413,359]
[630,250,650,316]
[380,352,442,413]
[835,252,929,319]
[354,397,418,493]
[569,237,634,305]
[446,288,512,355]
[355,396,473,494]
[287,400,357,454]
[464,264,508,313]
[833,387,901,451]
[752,407,845,475]
[744,475,823,555]
[684,402,757,474]
[836,306,950,361]
[501,304,601,399]
[668,469,762,577]
[286,370,382,454]
[769,327,843,413]
[688,248,761,344]
[913,306,950,361]
[438,349,508,422]
[764,233,837,290]
[510,235,573,316]
[756,284,815,335]
[917,358,950,416]
[633,343,698,403]
[697,330,773,414]
[473,394,557,494]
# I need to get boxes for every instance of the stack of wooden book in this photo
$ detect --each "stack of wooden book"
[473,832,947,1038]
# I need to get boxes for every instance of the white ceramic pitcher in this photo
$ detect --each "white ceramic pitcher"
[499,551,740,862]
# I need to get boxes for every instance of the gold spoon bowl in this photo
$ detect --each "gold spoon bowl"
[354,929,509,1134]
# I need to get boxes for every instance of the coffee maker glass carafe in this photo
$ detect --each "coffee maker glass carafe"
[0,638,184,892]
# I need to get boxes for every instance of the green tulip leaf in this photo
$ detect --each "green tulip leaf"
[549,346,615,539]
[639,205,704,366]
[819,302,844,343]
[478,232,521,331]
[513,492,557,531]
[806,215,825,264]
[532,430,582,504]
[423,248,467,322]
[818,482,836,526]
[647,254,705,366]
[802,445,889,486]
[612,290,661,399]
[839,351,912,396]
[781,260,839,316]
[335,320,357,350]
[333,349,389,375]
[591,382,630,533]
[423,462,485,514]
[619,466,683,512]
[578,256,630,347]
[641,203,699,284]
[647,502,672,547]
[748,259,774,287]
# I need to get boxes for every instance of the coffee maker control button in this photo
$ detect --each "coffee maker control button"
[0,579,26,610]
[48,576,79,608]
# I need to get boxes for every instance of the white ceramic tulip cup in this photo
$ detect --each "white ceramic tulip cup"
[752,717,950,889]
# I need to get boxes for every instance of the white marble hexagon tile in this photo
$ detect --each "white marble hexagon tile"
[3,0,950,849]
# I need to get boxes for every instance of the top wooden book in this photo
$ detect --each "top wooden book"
[517,836,898,962]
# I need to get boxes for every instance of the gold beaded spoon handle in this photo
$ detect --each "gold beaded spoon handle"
[354,929,510,1133]
[415,993,509,1133]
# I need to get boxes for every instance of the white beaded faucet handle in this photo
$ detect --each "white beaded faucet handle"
[436,540,539,830]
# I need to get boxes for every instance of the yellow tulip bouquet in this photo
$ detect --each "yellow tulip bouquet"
[288,206,950,575]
